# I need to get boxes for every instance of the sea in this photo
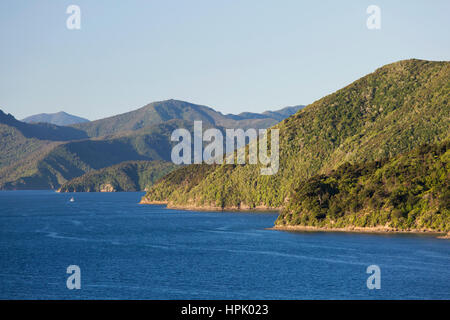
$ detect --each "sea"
[0,191,448,299]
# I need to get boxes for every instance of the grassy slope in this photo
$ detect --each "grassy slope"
[276,140,449,232]
[142,59,450,211]
[58,160,178,192]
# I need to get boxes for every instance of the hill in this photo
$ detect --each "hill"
[0,110,88,171]
[0,110,88,141]
[0,101,300,190]
[22,111,90,126]
[71,99,303,137]
[275,140,449,233]
[141,59,450,214]
[0,119,190,190]
[58,160,177,192]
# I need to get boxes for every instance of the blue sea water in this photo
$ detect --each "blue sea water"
[0,190,448,299]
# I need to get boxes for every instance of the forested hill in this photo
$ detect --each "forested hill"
[0,119,190,190]
[141,59,450,211]
[276,140,449,233]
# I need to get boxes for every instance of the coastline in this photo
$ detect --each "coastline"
[139,198,280,212]
[270,225,449,238]
[140,199,448,238]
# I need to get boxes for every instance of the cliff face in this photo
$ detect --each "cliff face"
[142,60,450,225]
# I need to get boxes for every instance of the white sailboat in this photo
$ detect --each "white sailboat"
[69,197,75,202]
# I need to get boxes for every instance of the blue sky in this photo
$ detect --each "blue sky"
[1,0,449,120]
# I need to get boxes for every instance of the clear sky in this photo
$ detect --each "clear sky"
[1,0,449,120]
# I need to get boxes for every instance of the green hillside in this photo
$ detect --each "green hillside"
[142,59,450,212]
[58,160,177,192]
[276,140,449,233]
[0,123,57,169]
[0,111,89,189]
[0,120,189,190]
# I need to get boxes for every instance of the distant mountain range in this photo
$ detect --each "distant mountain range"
[141,59,449,233]
[71,99,304,138]
[22,111,89,126]
[0,101,303,190]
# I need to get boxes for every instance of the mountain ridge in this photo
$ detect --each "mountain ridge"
[71,99,304,138]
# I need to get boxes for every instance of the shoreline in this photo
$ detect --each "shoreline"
[140,200,448,238]
[139,199,168,205]
[270,225,449,238]
[139,199,280,212]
